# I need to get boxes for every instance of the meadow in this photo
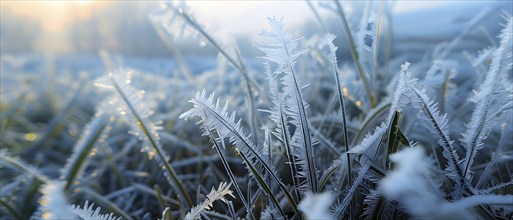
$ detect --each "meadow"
[1,1,512,219]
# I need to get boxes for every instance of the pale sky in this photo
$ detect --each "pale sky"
[2,0,455,34]
[0,0,484,54]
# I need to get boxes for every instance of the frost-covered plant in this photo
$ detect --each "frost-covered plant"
[70,201,121,220]
[184,182,234,220]
[381,147,513,219]
[35,181,120,220]
[180,11,512,220]
[1,1,511,220]
[95,69,193,207]
[36,181,75,219]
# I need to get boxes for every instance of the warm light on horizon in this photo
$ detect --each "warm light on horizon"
[1,0,108,53]
[2,0,101,32]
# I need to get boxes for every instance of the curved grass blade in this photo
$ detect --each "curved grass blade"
[61,116,106,191]
[318,165,338,192]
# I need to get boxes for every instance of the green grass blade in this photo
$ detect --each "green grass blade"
[385,111,409,170]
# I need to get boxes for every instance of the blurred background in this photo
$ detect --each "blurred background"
[2,1,511,57]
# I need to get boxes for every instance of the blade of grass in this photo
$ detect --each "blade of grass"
[305,0,327,32]
[187,95,302,217]
[98,140,124,186]
[151,22,195,85]
[1,152,49,184]
[161,207,173,220]
[62,117,106,191]
[318,165,338,192]
[206,128,256,220]
[334,0,376,108]
[370,197,386,220]
[373,1,385,78]
[154,185,169,209]
[385,111,409,170]
[172,6,261,146]
[132,184,179,206]
[328,32,354,217]
[334,163,371,218]
[288,64,319,193]
[21,82,85,156]
[0,199,23,220]
[111,79,193,208]
[239,152,287,219]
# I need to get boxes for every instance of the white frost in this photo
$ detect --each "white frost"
[298,191,335,220]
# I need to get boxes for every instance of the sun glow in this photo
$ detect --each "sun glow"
[2,0,101,32]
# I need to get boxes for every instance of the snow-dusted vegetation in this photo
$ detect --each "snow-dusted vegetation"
[1,1,512,219]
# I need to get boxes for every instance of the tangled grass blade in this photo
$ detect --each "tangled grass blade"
[180,89,301,217]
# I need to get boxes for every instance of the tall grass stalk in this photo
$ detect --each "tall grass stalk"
[334,0,376,108]
[109,77,193,208]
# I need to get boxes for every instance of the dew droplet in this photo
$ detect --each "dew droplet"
[178,8,184,13]
[199,40,207,47]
